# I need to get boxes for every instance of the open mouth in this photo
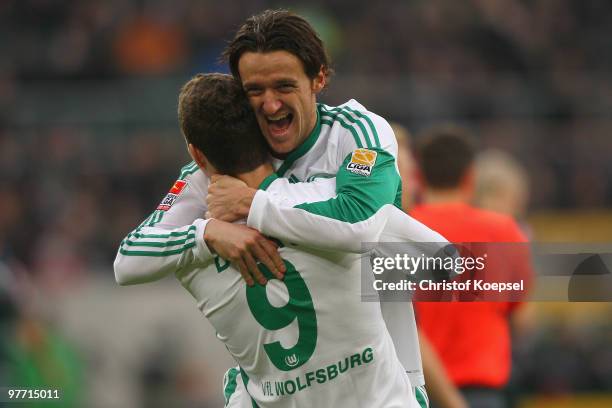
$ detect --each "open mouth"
[266,113,294,136]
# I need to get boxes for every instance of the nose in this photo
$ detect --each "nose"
[261,91,282,115]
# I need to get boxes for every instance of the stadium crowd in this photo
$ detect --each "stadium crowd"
[1,0,612,406]
[2,0,611,209]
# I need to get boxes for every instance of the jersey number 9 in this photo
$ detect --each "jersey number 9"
[246,260,317,371]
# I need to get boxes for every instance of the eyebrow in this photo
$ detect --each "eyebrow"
[275,79,298,86]
[242,79,261,88]
[243,78,298,89]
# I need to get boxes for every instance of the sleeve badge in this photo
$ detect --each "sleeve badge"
[157,180,187,211]
[346,148,378,177]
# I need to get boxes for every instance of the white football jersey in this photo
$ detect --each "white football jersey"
[179,175,447,407]
[114,100,429,387]
[178,229,415,407]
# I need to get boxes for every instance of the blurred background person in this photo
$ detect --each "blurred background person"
[391,122,421,212]
[411,125,533,408]
[474,149,531,237]
[473,148,537,406]
[391,121,468,408]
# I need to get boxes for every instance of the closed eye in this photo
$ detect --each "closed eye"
[245,87,263,97]
[277,84,296,93]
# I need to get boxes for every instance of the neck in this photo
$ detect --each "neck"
[422,188,468,205]
[235,163,275,188]
[305,104,318,141]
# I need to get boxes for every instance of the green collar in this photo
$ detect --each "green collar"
[275,106,322,177]
[257,173,279,191]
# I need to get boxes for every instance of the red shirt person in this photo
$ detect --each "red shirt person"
[411,125,532,408]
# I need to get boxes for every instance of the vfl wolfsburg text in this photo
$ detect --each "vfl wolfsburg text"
[260,347,374,397]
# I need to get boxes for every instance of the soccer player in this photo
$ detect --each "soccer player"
[206,9,403,257]
[411,126,532,408]
[116,73,445,407]
[114,8,429,400]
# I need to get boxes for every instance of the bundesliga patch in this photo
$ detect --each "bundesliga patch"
[157,180,187,211]
[346,148,378,176]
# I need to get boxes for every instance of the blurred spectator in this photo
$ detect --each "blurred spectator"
[473,149,534,242]
[391,122,420,211]
[474,149,529,220]
[2,0,612,207]
[113,11,189,75]
[0,263,84,408]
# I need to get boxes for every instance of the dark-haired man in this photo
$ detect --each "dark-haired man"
[411,126,532,408]
[115,73,446,407]
[114,9,430,405]
[207,10,404,254]
[215,11,430,397]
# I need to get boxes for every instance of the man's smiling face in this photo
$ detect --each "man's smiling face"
[239,50,325,157]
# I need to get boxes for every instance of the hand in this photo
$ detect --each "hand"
[206,175,257,222]
[204,219,285,286]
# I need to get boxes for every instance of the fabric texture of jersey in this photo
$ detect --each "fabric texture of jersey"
[411,202,532,388]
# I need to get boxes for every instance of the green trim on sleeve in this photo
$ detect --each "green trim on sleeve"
[321,111,365,148]
[239,368,260,408]
[394,184,403,208]
[138,212,156,229]
[122,235,194,248]
[146,210,164,227]
[120,225,197,256]
[128,229,194,240]
[223,367,239,407]
[294,148,400,223]
[415,385,430,408]
[258,173,279,191]
[343,106,381,148]
[320,105,372,148]
[118,241,196,257]
[145,162,199,228]
[276,110,322,177]
[179,161,199,179]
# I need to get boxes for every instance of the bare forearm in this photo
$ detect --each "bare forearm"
[419,333,468,408]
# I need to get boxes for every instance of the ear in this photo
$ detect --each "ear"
[188,144,214,175]
[311,66,326,94]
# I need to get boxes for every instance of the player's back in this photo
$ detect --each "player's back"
[176,244,414,407]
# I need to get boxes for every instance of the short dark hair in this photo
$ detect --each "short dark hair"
[222,9,333,83]
[178,73,269,175]
[416,125,476,188]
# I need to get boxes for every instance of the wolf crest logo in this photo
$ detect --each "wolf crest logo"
[346,148,378,176]
[285,354,299,367]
